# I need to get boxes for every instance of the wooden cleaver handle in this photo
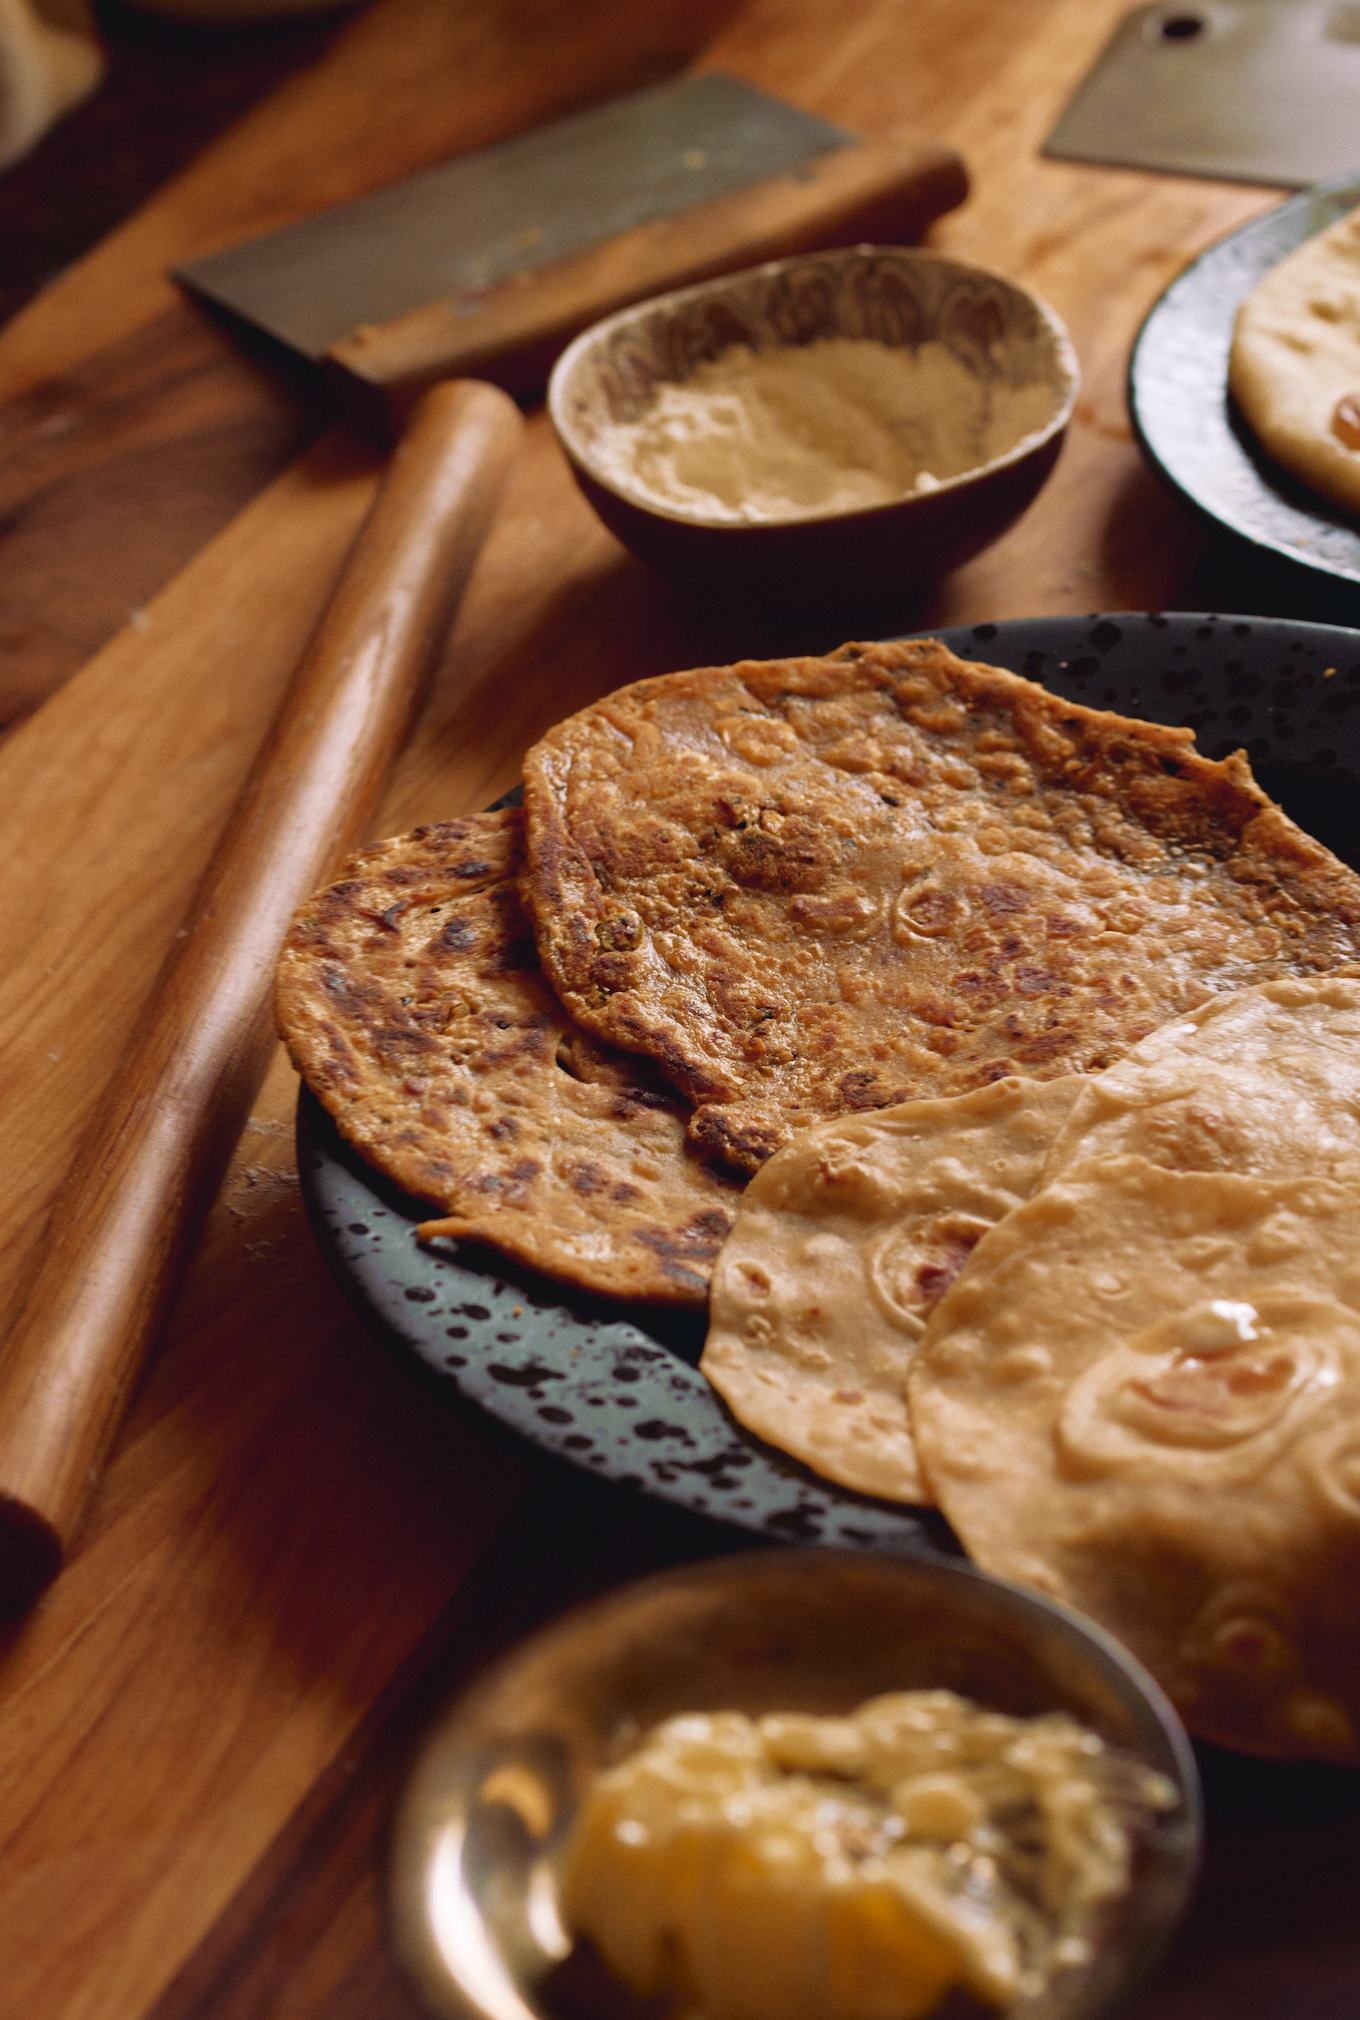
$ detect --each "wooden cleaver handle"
[327,124,968,435]
[0,378,522,1608]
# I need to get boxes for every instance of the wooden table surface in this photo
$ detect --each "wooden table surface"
[3,3,1360,2016]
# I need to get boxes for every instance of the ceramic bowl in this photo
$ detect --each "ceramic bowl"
[547,246,1079,601]
[390,1549,1200,2020]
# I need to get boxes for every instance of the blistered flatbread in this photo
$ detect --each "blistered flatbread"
[700,1077,1084,1503]
[522,638,1360,1173]
[275,811,740,1305]
[1043,978,1360,1183]
[910,1153,1360,1763]
[1230,203,1360,515]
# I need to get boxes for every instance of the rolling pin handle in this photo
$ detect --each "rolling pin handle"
[0,378,523,1609]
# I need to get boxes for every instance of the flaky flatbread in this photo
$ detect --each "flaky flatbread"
[275,812,740,1305]
[701,1076,1085,1504]
[1230,202,1360,515]
[909,1153,1360,1763]
[521,638,1360,1171]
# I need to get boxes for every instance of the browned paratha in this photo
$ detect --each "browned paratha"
[521,639,1360,1171]
[275,811,740,1305]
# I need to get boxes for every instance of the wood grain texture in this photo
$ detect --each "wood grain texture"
[0,0,740,728]
[0,379,521,1599]
[0,301,324,728]
[1,0,1354,2016]
[0,0,348,327]
[0,429,382,1334]
[142,1480,737,2020]
[0,1044,542,2020]
[0,0,742,406]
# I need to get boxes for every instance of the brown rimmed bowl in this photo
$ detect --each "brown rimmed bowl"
[547,246,1079,602]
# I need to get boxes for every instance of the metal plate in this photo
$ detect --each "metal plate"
[297,612,1360,1547]
[1131,174,1360,590]
[1045,1,1360,187]
[175,74,851,359]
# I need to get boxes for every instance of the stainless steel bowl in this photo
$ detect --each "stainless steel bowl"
[391,1548,1200,2020]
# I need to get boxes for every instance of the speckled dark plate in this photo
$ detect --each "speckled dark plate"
[297,611,1360,1548]
[1130,174,1360,587]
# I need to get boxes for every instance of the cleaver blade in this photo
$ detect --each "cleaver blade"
[174,72,967,436]
[1045,0,1360,188]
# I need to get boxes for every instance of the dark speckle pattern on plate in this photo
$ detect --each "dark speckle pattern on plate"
[299,1090,942,1551]
[1130,175,1360,589]
[297,613,1360,1545]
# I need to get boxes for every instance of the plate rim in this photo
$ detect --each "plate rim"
[1129,171,1360,586]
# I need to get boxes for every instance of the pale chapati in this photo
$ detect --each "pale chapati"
[1041,977,1360,1184]
[1230,201,1360,516]
[701,1076,1085,1504]
[909,1153,1360,1763]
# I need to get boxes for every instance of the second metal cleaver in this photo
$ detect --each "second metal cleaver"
[175,73,967,435]
[1045,0,1360,188]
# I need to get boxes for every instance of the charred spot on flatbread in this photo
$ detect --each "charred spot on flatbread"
[700,1075,1085,1506]
[275,810,741,1305]
[522,639,1360,1171]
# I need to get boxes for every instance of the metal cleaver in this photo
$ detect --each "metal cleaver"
[174,72,967,436]
[1045,0,1360,189]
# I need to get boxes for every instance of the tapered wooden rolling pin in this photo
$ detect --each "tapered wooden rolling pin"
[0,377,522,1608]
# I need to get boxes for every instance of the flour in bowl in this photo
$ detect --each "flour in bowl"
[587,337,1059,523]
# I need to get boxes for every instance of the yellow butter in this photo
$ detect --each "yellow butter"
[560,1692,1172,2019]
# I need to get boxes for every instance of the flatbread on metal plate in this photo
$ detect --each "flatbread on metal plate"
[909,1152,1360,1764]
[1229,202,1360,517]
[700,1076,1085,1504]
[275,811,740,1305]
[521,638,1360,1172]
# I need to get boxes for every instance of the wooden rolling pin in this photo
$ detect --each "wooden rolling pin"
[0,378,522,1607]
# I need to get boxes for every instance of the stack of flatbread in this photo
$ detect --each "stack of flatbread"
[274,811,743,1304]
[706,977,1360,1765]
[277,638,1360,1759]
[277,636,1360,1301]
